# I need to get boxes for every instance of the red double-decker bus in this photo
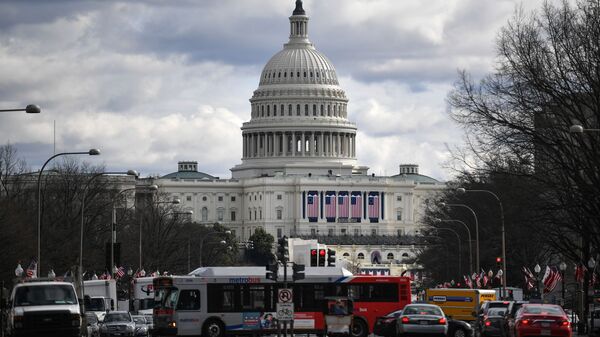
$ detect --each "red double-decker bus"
[152,266,411,337]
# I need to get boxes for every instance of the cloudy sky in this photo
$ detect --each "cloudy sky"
[0,0,547,181]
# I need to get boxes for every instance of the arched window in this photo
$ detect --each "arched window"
[387,253,394,260]
[217,208,224,221]
[305,104,309,116]
[343,252,350,257]
[402,253,409,258]
[328,105,331,116]
[278,72,281,78]
[313,104,316,116]
[273,105,277,116]
[297,104,301,116]
[281,104,284,115]
[288,104,292,116]
[304,71,307,78]
[357,253,365,260]
[201,207,208,222]
[261,105,264,117]
[320,105,324,116]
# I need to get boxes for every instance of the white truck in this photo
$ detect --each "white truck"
[7,279,85,337]
[132,277,155,315]
[83,279,117,321]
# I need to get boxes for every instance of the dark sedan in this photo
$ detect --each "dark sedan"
[374,309,404,337]
[481,307,507,337]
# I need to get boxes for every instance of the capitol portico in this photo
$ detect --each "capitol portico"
[148,1,446,271]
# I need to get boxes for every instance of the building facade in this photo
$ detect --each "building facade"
[148,1,446,270]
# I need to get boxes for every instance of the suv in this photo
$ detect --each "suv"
[7,280,84,337]
[475,301,512,337]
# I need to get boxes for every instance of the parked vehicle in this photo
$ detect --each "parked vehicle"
[86,312,100,337]
[132,277,155,315]
[6,279,84,337]
[396,303,448,337]
[132,315,150,337]
[425,288,497,322]
[99,311,136,337]
[143,314,153,335]
[514,304,571,337]
[447,317,474,337]
[83,280,117,321]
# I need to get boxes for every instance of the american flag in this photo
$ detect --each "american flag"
[368,193,379,219]
[575,264,587,282]
[350,192,362,219]
[338,192,349,218]
[307,192,319,218]
[25,259,37,279]
[325,192,336,219]
[116,266,125,279]
[522,266,535,290]
[543,266,561,293]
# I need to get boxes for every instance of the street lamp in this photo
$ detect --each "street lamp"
[440,202,480,274]
[198,230,232,269]
[534,263,543,301]
[435,218,473,275]
[456,187,506,299]
[37,149,100,275]
[80,170,138,281]
[111,185,158,277]
[569,124,600,133]
[560,262,567,305]
[0,104,41,113]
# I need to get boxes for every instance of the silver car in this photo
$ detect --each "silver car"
[397,303,448,337]
[100,311,136,337]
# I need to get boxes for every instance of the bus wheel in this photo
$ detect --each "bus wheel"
[203,319,225,337]
[351,318,368,337]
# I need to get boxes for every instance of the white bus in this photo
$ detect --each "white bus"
[152,266,412,337]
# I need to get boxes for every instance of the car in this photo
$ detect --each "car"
[447,317,474,337]
[475,301,512,337]
[132,315,150,337]
[99,311,136,337]
[143,315,154,335]
[514,304,571,337]
[396,303,448,337]
[86,312,101,337]
[374,309,403,337]
[480,307,507,337]
[504,301,528,337]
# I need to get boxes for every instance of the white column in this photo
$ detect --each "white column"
[292,132,296,156]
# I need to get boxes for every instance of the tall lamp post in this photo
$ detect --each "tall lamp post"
[144,199,182,271]
[37,149,100,275]
[111,185,158,277]
[535,264,543,301]
[0,104,41,114]
[560,262,567,306]
[80,170,139,280]
[198,230,232,268]
[569,125,600,133]
[435,218,473,275]
[456,188,506,299]
[588,257,596,334]
[440,202,480,274]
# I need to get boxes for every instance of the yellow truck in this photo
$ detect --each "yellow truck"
[425,288,496,321]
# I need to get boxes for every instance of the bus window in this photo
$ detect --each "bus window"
[294,284,326,311]
[208,285,237,312]
[241,285,265,311]
[177,290,200,311]
[163,288,179,309]
[353,284,399,302]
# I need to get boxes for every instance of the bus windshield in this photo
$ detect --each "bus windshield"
[139,298,155,310]
[156,287,178,309]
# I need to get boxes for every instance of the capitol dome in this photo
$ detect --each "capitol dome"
[231,0,360,179]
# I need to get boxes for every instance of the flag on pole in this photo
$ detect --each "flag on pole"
[542,266,561,293]
[116,266,125,279]
[522,266,535,290]
[25,259,37,279]
[575,264,587,283]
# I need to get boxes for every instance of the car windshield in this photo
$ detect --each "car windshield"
[522,306,563,315]
[386,309,403,317]
[488,308,506,316]
[403,306,442,316]
[133,316,146,324]
[104,313,132,322]
[85,298,105,311]
[14,285,77,306]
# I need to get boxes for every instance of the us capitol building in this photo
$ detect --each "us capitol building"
[145,1,446,272]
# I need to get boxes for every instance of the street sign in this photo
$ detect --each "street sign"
[277,302,294,321]
[278,288,293,303]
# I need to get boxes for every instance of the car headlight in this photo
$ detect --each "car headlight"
[127,324,135,331]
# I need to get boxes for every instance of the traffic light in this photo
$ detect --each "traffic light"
[293,263,305,281]
[310,249,318,266]
[277,236,289,262]
[496,257,502,268]
[318,249,326,266]
[327,249,336,267]
[266,263,278,281]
